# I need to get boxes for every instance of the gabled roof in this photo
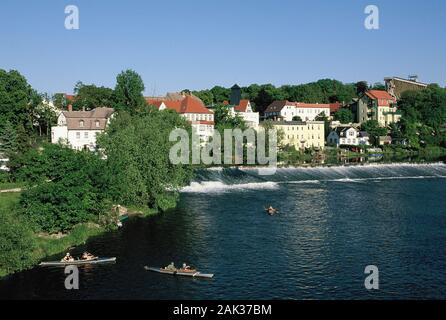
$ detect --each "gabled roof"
[329,102,341,113]
[264,100,295,113]
[331,126,357,137]
[180,96,212,114]
[61,107,115,130]
[147,96,212,114]
[234,99,250,112]
[365,90,395,101]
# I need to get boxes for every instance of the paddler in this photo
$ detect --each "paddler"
[61,253,74,262]
[81,252,96,260]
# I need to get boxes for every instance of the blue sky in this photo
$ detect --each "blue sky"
[1,0,445,95]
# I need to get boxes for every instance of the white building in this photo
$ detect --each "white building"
[264,100,331,121]
[273,120,325,150]
[147,95,214,142]
[229,99,259,127]
[327,127,370,147]
[51,107,115,151]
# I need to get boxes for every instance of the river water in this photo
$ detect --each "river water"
[1,163,446,299]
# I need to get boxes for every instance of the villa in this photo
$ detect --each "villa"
[272,120,325,150]
[51,106,115,151]
[264,100,331,121]
[352,90,401,126]
[147,94,215,142]
[327,127,370,147]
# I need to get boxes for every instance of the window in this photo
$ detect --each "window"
[84,132,89,139]
[76,132,80,139]
[95,120,100,128]
[79,120,84,128]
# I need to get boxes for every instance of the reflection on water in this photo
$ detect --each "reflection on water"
[1,165,446,299]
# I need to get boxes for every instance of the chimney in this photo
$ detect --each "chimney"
[68,104,73,112]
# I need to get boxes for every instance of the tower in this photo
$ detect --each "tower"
[230,84,241,106]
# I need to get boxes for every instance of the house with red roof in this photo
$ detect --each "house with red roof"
[226,85,259,127]
[264,100,331,121]
[353,89,401,126]
[146,93,214,142]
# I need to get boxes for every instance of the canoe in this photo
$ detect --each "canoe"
[39,257,116,266]
[144,266,214,279]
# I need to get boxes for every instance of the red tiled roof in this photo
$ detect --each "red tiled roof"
[365,90,395,101]
[365,90,396,106]
[329,102,341,113]
[65,94,76,102]
[180,96,212,114]
[234,99,250,112]
[294,102,331,109]
[146,96,212,114]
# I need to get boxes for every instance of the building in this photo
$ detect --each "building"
[51,107,115,151]
[223,84,259,127]
[358,131,370,146]
[147,95,214,142]
[352,90,401,126]
[384,76,428,100]
[264,100,331,121]
[227,99,259,127]
[378,136,392,146]
[327,127,371,147]
[272,121,325,150]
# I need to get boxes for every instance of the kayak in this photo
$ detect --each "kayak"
[144,266,214,279]
[39,257,116,266]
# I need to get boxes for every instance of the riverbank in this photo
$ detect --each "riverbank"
[0,192,106,278]
[278,145,446,166]
[0,191,161,279]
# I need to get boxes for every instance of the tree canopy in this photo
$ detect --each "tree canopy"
[114,70,147,113]
[97,108,194,211]
[72,82,116,110]
[334,108,354,124]
[192,79,357,114]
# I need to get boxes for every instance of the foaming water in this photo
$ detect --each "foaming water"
[181,181,279,193]
[185,163,446,192]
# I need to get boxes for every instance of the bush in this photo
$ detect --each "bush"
[0,215,36,275]
[17,144,112,233]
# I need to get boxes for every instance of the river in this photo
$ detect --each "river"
[1,163,446,299]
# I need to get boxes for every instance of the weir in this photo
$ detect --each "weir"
[183,163,446,192]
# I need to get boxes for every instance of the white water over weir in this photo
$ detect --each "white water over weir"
[182,163,446,193]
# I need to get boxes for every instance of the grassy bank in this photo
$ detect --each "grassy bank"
[0,192,107,278]
[0,181,26,191]
[0,191,169,279]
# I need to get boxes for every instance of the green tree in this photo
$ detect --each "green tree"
[18,144,112,232]
[114,70,146,113]
[97,108,193,211]
[192,90,214,106]
[0,215,36,275]
[361,120,387,145]
[0,121,18,156]
[209,86,230,104]
[72,82,116,111]
[356,81,368,95]
[334,109,354,124]
[0,69,39,132]
[398,85,446,149]
[292,116,302,121]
